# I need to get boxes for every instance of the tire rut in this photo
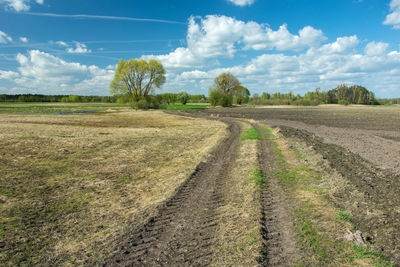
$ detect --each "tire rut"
[105,119,240,266]
[254,123,302,266]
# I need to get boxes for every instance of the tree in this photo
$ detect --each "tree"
[213,73,241,94]
[110,59,166,102]
[233,85,250,104]
[177,91,191,105]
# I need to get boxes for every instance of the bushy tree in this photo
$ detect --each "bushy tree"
[233,85,250,104]
[214,73,241,94]
[110,59,166,102]
[209,73,246,107]
[177,91,191,105]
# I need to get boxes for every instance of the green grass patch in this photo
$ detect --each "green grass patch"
[0,103,127,114]
[250,168,264,188]
[240,127,262,141]
[162,104,209,111]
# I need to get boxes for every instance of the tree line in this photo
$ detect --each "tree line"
[251,84,380,106]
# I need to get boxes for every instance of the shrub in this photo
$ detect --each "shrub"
[177,91,191,105]
[209,89,232,107]
[338,99,350,106]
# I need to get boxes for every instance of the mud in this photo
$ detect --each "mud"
[254,124,304,266]
[279,126,400,263]
[104,119,241,266]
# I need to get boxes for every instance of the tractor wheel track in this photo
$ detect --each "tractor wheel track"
[254,123,303,266]
[104,119,240,266]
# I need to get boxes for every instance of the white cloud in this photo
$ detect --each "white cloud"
[364,41,389,56]
[55,41,68,47]
[66,42,92,54]
[0,30,12,44]
[227,0,255,7]
[19,36,28,43]
[0,50,113,95]
[173,38,400,97]
[384,0,400,29]
[0,0,44,12]
[143,15,325,69]
[0,70,19,80]
[317,35,359,54]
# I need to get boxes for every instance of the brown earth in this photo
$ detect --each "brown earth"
[104,119,241,266]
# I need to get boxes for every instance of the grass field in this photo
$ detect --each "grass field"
[0,108,226,265]
[0,102,209,114]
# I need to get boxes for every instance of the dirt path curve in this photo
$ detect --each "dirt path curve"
[105,119,240,266]
[254,124,303,266]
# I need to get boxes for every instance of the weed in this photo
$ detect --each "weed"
[337,210,353,224]
[250,168,264,188]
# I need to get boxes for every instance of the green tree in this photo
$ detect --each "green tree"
[213,73,241,94]
[177,91,191,105]
[233,85,250,104]
[110,59,166,102]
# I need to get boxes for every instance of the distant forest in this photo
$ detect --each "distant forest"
[1,84,399,105]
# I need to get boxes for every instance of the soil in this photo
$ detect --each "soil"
[191,106,400,174]
[104,119,241,266]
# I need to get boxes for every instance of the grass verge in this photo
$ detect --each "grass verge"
[267,127,394,266]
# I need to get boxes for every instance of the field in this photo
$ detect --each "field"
[1,103,399,266]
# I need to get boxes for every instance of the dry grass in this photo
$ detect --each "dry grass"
[212,121,263,266]
[0,110,227,265]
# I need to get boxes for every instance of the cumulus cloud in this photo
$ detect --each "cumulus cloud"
[364,41,389,56]
[0,0,44,12]
[0,70,19,80]
[66,42,91,54]
[143,15,325,69]
[384,0,400,29]
[174,39,400,97]
[227,0,255,7]
[0,30,12,44]
[0,50,113,95]
[19,36,28,43]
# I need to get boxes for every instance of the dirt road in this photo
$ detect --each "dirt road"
[105,119,241,266]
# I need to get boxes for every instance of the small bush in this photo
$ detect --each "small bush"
[209,89,232,107]
[338,99,350,105]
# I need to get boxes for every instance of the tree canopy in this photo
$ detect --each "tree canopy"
[110,59,166,102]
[213,73,241,94]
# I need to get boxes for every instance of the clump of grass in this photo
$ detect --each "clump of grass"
[250,168,264,188]
[337,210,353,224]
[240,127,261,141]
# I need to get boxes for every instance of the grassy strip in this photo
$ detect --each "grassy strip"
[267,127,394,266]
[212,122,262,266]
[162,104,209,111]
[240,126,276,141]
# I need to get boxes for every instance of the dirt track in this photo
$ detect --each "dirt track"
[105,119,241,266]
[255,124,303,265]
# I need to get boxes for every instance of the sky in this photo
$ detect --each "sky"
[0,0,400,98]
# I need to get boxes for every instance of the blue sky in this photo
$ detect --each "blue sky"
[0,0,400,97]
